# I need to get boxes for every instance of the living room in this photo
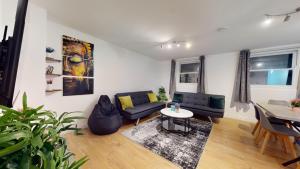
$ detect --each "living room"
[1,0,300,169]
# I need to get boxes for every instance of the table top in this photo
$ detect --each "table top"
[160,108,193,118]
[258,103,300,122]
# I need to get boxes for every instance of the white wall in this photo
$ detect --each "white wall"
[0,0,2,30]
[12,2,167,128]
[13,2,47,107]
[0,1,47,107]
[0,0,18,37]
[7,1,300,124]
[158,61,171,98]
[174,47,300,122]
[44,20,165,127]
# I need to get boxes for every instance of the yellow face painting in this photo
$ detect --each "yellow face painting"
[62,35,94,78]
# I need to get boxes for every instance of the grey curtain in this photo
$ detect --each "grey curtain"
[197,55,205,93]
[169,59,176,99]
[232,50,251,104]
[297,69,300,98]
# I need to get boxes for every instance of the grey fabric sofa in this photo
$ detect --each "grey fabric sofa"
[115,91,165,125]
[167,92,225,119]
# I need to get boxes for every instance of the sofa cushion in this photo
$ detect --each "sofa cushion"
[173,93,183,103]
[180,103,223,113]
[118,96,134,110]
[125,102,165,114]
[209,96,225,109]
[148,93,158,103]
[182,93,209,106]
[130,93,149,106]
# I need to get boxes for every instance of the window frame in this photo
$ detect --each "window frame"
[249,49,298,88]
[179,61,200,84]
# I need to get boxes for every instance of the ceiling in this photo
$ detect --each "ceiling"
[32,0,300,60]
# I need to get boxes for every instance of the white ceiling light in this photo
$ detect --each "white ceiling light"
[166,43,173,49]
[262,15,273,27]
[159,41,191,50]
[185,43,192,49]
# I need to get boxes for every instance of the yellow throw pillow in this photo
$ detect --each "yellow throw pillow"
[118,96,134,110]
[148,93,158,103]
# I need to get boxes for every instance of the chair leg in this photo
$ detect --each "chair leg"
[255,125,262,139]
[285,136,297,158]
[255,128,265,145]
[279,135,288,154]
[260,131,271,154]
[285,136,300,169]
[252,121,259,135]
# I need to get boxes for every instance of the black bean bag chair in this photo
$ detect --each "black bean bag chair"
[88,95,122,135]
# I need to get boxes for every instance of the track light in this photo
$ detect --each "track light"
[159,41,192,50]
[265,7,300,23]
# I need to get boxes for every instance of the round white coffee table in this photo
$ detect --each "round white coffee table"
[160,108,193,135]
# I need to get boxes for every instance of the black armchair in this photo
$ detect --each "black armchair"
[88,95,122,135]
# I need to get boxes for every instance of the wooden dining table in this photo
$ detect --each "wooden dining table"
[257,102,300,169]
[258,103,300,122]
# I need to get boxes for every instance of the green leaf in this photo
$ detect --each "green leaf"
[37,150,47,168]
[31,135,43,148]
[0,131,30,144]
[0,139,29,157]
[22,93,28,111]
[0,94,87,168]
[68,156,89,169]
[20,153,31,169]
[35,105,44,112]
[0,105,22,115]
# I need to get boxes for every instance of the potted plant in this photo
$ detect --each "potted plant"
[291,98,300,112]
[0,93,88,169]
[157,87,168,102]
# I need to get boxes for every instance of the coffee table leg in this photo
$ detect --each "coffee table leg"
[184,119,187,133]
[160,114,163,131]
[188,118,191,134]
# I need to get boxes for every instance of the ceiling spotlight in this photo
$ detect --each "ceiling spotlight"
[176,43,181,47]
[185,43,192,49]
[166,43,172,49]
[284,15,291,22]
[262,15,273,27]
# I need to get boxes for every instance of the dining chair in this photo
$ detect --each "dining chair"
[255,104,300,157]
[250,101,286,136]
[250,101,261,135]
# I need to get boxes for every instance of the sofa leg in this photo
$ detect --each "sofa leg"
[135,118,140,126]
[208,116,213,123]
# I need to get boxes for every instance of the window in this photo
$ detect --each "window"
[249,52,296,86]
[180,63,199,83]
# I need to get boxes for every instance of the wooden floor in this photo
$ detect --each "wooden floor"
[65,114,298,169]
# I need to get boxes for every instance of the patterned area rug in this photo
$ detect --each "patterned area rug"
[122,117,212,169]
